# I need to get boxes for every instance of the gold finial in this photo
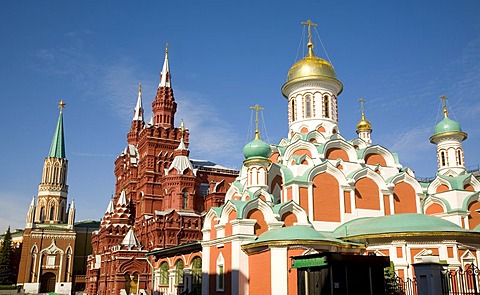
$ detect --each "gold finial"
[301,19,317,57]
[359,98,366,120]
[179,118,185,136]
[440,95,448,118]
[58,100,66,112]
[250,104,264,140]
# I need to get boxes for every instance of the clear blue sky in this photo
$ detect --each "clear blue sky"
[1,1,480,231]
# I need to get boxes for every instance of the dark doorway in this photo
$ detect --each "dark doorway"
[40,272,56,293]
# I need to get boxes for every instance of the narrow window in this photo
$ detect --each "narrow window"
[305,94,312,118]
[182,191,188,209]
[457,150,462,166]
[323,95,330,118]
[159,262,169,286]
[216,253,225,291]
[291,100,296,121]
[441,151,446,166]
[175,260,184,286]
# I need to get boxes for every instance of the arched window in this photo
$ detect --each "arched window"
[49,206,55,221]
[291,100,296,121]
[40,207,45,222]
[457,149,463,166]
[323,95,330,118]
[159,262,169,286]
[216,253,224,292]
[64,248,72,282]
[304,94,312,118]
[182,191,188,209]
[191,257,202,292]
[174,260,184,286]
[440,151,447,166]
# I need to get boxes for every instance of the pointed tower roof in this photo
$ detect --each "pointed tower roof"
[158,44,171,88]
[30,195,35,207]
[167,121,194,175]
[69,199,75,210]
[48,100,66,159]
[133,83,144,121]
[121,228,142,250]
[105,199,115,214]
[117,190,128,206]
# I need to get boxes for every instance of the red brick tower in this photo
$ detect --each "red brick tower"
[86,46,238,295]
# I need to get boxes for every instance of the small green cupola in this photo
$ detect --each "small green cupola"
[243,104,271,161]
[430,96,467,144]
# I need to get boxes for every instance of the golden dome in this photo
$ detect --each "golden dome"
[356,118,372,132]
[286,43,337,83]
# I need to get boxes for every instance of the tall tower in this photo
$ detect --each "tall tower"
[356,98,373,146]
[429,96,467,175]
[152,44,177,128]
[35,100,70,226]
[18,101,76,295]
[281,20,343,137]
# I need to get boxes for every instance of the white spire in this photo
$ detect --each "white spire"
[133,83,144,121]
[121,228,142,250]
[30,195,35,206]
[26,196,36,228]
[105,199,115,214]
[117,190,128,206]
[68,199,75,228]
[176,120,187,151]
[158,44,171,88]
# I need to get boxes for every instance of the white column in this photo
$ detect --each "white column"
[271,247,288,295]
[201,246,210,295]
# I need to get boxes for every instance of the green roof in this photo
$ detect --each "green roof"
[333,214,469,238]
[437,173,471,190]
[243,138,271,160]
[433,116,462,136]
[249,225,348,245]
[48,110,66,158]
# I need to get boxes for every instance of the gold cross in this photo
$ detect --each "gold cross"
[440,95,448,117]
[58,100,66,111]
[250,104,264,140]
[301,19,318,44]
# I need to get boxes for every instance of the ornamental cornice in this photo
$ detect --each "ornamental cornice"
[282,78,342,98]
[30,233,76,239]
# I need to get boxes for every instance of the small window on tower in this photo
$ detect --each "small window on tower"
[291,100,296,121]
[305,94,312,118]
[441,151,447,166]
[323,95,330,118]
[457,150,462,166]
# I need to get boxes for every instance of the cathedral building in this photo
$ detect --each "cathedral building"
[201,21,480,294]
[16,102,84,294]
[85,46,238,295]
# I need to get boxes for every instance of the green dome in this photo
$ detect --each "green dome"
[333,214,468,238]
[243,138,271,160]
[252,225,346,244]
[430,116,467,143]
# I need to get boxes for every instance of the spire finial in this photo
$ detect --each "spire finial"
[58,100,66,112]
[166,43,168,54]
[159,43,171,88]
[359,98,366,120]
[138,82,142,94]
[441,95,448,118]
[250,104,264,140]
[301,19,317,57]
[179,119,185,138]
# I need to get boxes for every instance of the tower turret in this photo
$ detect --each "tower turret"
[127,83,145,145]
[429,96,467,175]
[356,98,372,145]
[25,196,35,228]
[35,101,69,224]
[243,105,271,193]
[281,20,343,137]
[152,44,177,128]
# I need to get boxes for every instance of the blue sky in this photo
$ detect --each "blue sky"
[1,1,480,231]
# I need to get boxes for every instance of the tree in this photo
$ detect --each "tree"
[0,227,15,285]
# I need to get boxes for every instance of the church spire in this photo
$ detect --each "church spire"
[48,100,66,159]
[159,44,171,88]
[133,83,144,121]
[356,98,372,145]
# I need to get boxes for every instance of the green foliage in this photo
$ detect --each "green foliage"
[384,263,404,295]
[0,227,15,285]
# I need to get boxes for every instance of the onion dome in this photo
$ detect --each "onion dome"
[429,100,467,143]
[282,40,343,97]
[243,133,271,160]
[286,44,337,82]
[356,118,372,132]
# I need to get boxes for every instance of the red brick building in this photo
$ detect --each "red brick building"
[86,46,238,295]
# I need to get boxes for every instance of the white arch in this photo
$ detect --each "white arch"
[427,176,452,195]
[241,198,278,224]
[277,201,309,225]
[349,167,388,191]
[323,139,357,162]
[283,140,319,163]
[307,161,348,187]
[363,145,397,167]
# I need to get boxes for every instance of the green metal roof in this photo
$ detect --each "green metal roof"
[333,214,469,238]
[433,116,462,136]
[437,173,472,190]
[249,225,348,245]
[48,110,66,158]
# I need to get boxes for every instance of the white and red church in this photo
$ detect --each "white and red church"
[81,21,480,295]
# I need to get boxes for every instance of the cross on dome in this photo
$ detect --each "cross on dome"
[441,95,448,117]
[301,19,318,45]
[58,100,66,111]
[250,104,264,140]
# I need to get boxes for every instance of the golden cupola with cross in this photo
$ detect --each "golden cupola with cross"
[282,20,343,138]
[356,98,373,146]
